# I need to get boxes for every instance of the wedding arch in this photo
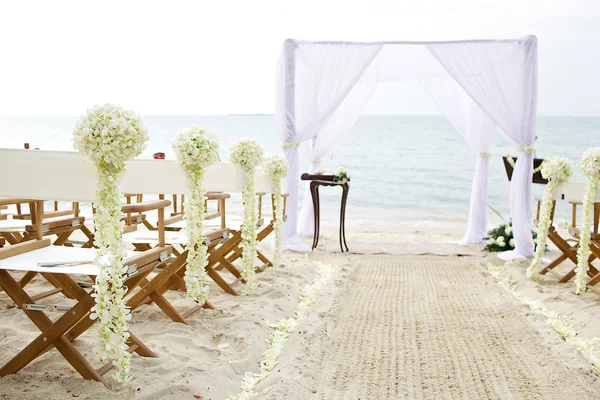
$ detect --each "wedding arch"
[275,36,538,260]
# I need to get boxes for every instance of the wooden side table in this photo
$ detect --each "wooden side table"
[301,173,349,252]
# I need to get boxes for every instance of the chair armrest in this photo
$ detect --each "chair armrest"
[0,198,39,206]
[122,200,171,213]
[205,193,231,200]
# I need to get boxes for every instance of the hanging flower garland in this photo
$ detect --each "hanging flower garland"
[72,103,149,383]
[574,148,600,294]
[172,126,220,304]
[505,154,544,174]
[230,139,264,294]
[263,155,289,268]
[526,158,572,280]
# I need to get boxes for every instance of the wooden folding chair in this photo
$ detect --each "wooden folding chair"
[217,192,289,273]
[0,201,169,386]
[540,183,600,283]
[0,198,94,248]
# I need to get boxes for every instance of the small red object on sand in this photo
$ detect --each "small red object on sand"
[153,152,165,159]
[193,395,202,399]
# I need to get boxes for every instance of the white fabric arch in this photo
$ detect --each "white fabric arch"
[276,37,538,259]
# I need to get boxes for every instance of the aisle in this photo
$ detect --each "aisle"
[305,255,598,399]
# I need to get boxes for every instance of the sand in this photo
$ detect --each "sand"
[1,227,600,399]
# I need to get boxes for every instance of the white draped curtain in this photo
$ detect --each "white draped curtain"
[427,38,538,258]
[276,40,382,251]
[276,37,538,258]
[421,77,495,243]
[298,79,378,237]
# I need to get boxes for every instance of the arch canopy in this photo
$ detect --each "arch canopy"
[276,36,538,260]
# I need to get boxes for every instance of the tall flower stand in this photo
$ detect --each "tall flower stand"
[301,173,349,252]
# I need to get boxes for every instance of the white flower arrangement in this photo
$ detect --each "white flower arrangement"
[526,157,572,280]
[263,155,289,268]
[226,261,334,399]
[72,103,149,383]
[333,167,350,184]
[488,264,600,372]
[574,148,600,294]
[172,126,220,304]
[230,139,264,294]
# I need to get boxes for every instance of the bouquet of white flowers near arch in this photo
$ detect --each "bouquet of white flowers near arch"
[484,219,538,253]
[333,168,350,184]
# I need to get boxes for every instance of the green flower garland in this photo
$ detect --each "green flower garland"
[230,139,264,295]
[574,148,600,294]
[172,126,220,304]
[263,155,289,268]
[526,157,572,280]
[73,103,148,383]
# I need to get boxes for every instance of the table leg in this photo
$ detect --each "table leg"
[310,182,319,250]
[340,184,349,252]
[315,185,321,249]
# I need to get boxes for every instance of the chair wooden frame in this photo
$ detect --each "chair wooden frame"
[0,201,172,386]
[539,197,600,283]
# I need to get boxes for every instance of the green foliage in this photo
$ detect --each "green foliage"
[484,220,538,252]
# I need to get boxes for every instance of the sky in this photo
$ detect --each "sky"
[0,0,598,117]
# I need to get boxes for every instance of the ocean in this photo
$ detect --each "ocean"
[1,115,598,232]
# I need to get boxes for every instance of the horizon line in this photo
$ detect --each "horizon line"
[0,113,599,118]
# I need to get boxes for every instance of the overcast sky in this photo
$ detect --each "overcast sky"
[0,0,598,116]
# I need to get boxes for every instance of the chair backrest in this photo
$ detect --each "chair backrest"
[0,149,274,201]
[554,181,600,202]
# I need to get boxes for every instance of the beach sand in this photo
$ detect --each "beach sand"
[1,226,599,399]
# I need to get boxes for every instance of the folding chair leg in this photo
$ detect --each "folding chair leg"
[53,231,75,246]
[1,232,21,245]
[19,271,38,287]
[0,270,105,383]
[205,265,238,295]
[257,250,272,271]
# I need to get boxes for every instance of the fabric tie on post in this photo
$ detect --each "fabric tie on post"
[517,145,536,154]
[282,141,301,150]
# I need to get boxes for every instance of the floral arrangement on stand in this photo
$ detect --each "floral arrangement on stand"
[230,139,264,294]
[484,219,538,252]
[263,155,288,268]
[172,126,220,304]
[574,148,600,294]
[72,103,149,383]
[333,167,350,184]
[526,157,572,280]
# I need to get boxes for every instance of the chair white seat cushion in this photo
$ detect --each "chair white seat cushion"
[0,246,99,275]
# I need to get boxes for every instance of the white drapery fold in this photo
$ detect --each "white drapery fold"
[420,76,495,244]
[298,79,378,237]
[276,40,382,250]
[426,37,538,258]
[276,37,538,255]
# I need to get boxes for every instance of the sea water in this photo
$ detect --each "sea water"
[1,115,598,232]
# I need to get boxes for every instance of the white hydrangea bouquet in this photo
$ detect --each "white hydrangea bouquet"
[263,155,289,268]
[230,139,264,294]
[574,148,600,294]
[526,157,572,280]
[172,126,220,304]
[72,103,149,383]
